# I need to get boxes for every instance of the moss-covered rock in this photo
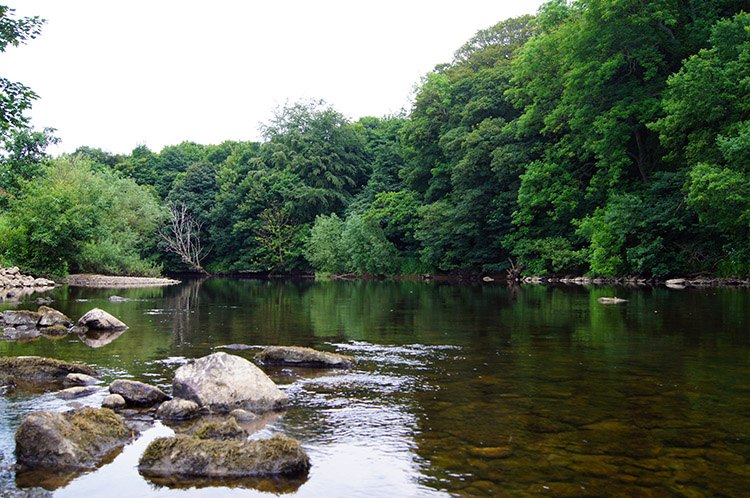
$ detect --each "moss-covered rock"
[194,418,248,441]
[138,433,310,478]
[0,356,99,380]
[15,407,131,469]
[255,346,356,368]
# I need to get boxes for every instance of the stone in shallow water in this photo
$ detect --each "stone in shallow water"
[156,398,201,421]
[77,308,128,330]
[109,379,170,408]
[255,346,356,368]
[138,433,310,478]
[15,407,130,469]
[172,352,287,413]
[0,356,98,380]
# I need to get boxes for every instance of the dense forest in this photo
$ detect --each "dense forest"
[1,0,749,279]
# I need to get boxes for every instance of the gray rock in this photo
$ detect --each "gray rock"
[56,386,100,400]
[229,408,257,422]
[77,308,128,330]
[63,373,102,386]
[37,306,72,328]
[15,407,131,469]
[109,379,170,407]
[102,393,126,410]
[138,433,310,478]
[2,310,41,327]
[108,296,130,302]
[156,398,201,420]
[0,356,99,380]
[255,346,357,368]
[173,352,288,413]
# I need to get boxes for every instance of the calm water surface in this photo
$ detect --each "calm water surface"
[1,279,749,497]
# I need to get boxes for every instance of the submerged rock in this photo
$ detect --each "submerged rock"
[109,379,170,407]
[172,352,288,413]
[56,386,100,400]
[77,308,128,330]
[156,398,202,421]
[230,409,257,422]
[255,346,356,368]
[15,407,131,469]
[138,433,310,478]
[0,356,99,380]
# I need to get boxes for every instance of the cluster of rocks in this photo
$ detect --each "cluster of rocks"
[1,307,127,344]
[515,274,750,288]
[8,346,356,485]
[0,267,57,301]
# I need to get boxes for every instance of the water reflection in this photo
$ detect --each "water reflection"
[0,280,749,496]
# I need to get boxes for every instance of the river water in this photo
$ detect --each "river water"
[1,278,749,497]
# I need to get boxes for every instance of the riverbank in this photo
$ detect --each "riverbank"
[66,274,181,288]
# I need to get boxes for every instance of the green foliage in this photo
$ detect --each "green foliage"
[341,214,399,275]
[304,213,347,274]
[0,157,163,277]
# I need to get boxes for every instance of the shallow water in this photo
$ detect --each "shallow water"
[1,279,749,497]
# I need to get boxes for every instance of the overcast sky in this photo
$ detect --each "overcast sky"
[3,0,545,155]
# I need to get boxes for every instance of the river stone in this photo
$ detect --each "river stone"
[77,308,128,330]
[109,379,170,407]
[37,306,72,328]
[173,352,288,413]
[15,407,131,469]
[156,398,201,420]
[138,433,310,478]
[230,408,257,422]
[56,386,100,400]
[255,346,357,368]
[0,356,99,380]
[64,373,102,386]
[102,393,126,410]
[2,310,41,327]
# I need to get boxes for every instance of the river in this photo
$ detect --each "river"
[1,278,749,497]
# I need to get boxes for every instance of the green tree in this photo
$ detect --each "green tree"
[341,214,399,275]
[304,213,347,274]
[0,6,44,140]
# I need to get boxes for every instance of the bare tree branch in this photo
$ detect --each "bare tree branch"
[159,203,209,274]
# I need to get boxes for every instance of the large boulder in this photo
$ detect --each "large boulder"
[37,306,72,328]
[255,346,356,368]
[109,379,170,407]
[138,433,309,478]
[15,407,131,469]
[0,356,99,380]
[77,308,128,330]
[173,352,288,413]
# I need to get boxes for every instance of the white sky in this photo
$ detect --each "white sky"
[3,0,545,155]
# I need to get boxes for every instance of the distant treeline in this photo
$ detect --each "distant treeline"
[2,0,750,278]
